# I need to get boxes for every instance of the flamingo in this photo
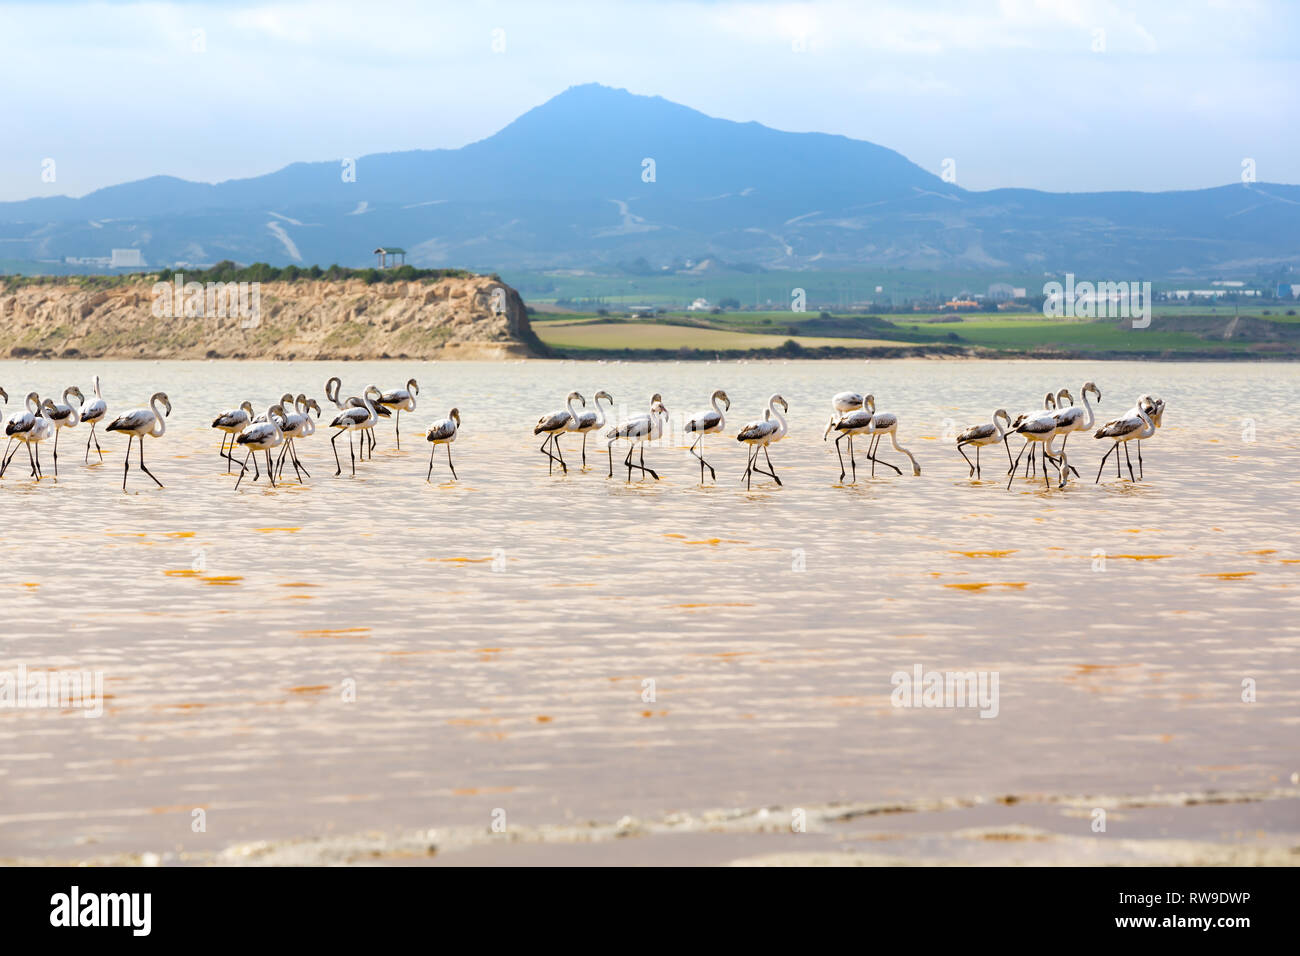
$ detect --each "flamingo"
[1051,382,1100,479]
[79,376,108,463]
[534,391,583,475]
[606,395,669,481]
[105,392,171,491]
[683,389,730,483]
[42,386,83,476]
[325,377,390,458]
[234,403,286,490]
[862,395,921,477]
[1007,401,1064,490]
[425,408,461,481]
[2,392,53,480]
[329,387,379,477]
[571,390,613,468]
[822,390,867,440]
[1,390,38,477]
[1095,403,1156,483]
[275,394,320,482]
[956,409,1013,479]
[211,400,255,473]
[1010,391,1059,479]
[736,394,789,489]
[378,378,418,449]
[1122,394,1163,478]
[825,393,876,483]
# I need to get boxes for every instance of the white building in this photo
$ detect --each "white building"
[111,248,146,268]
[687,297,710,311]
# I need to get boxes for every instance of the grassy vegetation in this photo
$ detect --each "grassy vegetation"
[531,308,1295,359]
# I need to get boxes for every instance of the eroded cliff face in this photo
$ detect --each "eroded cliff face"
[0,274,546,360]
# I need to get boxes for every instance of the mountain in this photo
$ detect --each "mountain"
[2,83,1297,276]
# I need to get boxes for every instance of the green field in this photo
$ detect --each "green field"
[531,308,1293,358]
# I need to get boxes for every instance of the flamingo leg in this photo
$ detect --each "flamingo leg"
[395,409,401,450]
[426,443,436,481]
[219,433,231,473]
[1007,440,1029,490]
[873,434,902,476]
[607,439,616,479]
[848,434,857,482]
[624,444,634,481]
[446,444,457,481]
[1095,443,1116,483]
[553,435,567,474]
[834,432,847,482]
[957,442,975,478]
[742,445,755,489]
[640,444,659,481]
[266,449,276,488]
[1,440,18,477]
[331,429,344,476]
[349,431,356,476]
[762,445,782,486]
[1123,442,1136,482]
[138,436,163,488]
[51,429,60,477]
[540,434,559,474]
[122,435,133,490]
[1137,440,1144,479]
[582,432,588,469]
[1002,435,1013,470]
[235,449,253,490]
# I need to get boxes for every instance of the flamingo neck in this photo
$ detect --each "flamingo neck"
[768,399,787,439]
[150,397,167,438]
[1079,388,1095,430]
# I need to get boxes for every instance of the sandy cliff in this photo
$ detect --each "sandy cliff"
[0,274,546,360]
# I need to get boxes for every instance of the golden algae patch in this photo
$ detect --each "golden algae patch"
[296,627,370,638]
[1200,572,1255,580]
[431,556,494,563]
[287,685,330,694]
[200,575,244,586]
[948,549,1018,558]
[943,582,1028,591]
[254,527,300,533]
[1110,554,1174,561]
[162,531,195,538]
[277,581,316,588]
[672,602,754,609]
[163,569,201,577]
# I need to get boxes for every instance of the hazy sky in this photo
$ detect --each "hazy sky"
[3,0,1297,201]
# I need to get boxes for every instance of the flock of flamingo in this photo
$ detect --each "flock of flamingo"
[0,376,1165,491]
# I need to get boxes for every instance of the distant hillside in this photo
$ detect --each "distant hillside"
[1,83,1298,276]
[0,273,546,360]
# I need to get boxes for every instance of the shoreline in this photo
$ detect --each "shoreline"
[8,787,1297,867]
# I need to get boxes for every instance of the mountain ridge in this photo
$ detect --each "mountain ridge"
[2,83,1297,275]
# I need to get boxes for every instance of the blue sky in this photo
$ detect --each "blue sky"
[2,0,1297,201]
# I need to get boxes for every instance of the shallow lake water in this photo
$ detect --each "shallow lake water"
[1,358,1297,863]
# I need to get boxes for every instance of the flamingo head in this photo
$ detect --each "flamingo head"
[240,400,255,416]
[65,385,84,404]
[713,389,730,411]
[408,379,419,394]
[154,393,172,417]
[567,390,585,406]
[594,390,613,405]
[307,399,322,418]
[1083,381,1101,403]
[0,386,7,405]
[449,408,461,425]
